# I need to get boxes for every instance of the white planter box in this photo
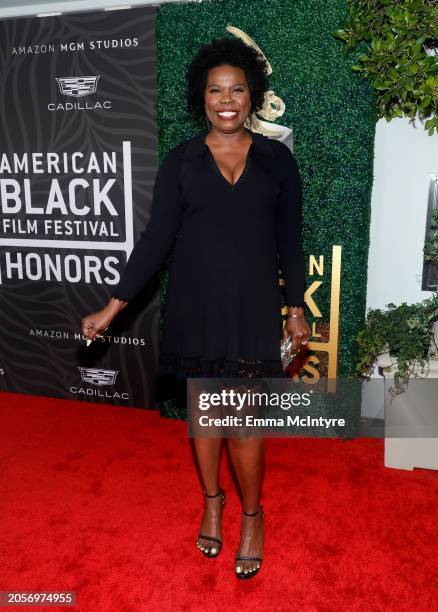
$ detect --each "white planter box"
[377,353,438,471]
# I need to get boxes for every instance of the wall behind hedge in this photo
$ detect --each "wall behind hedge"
[156,0,376,419]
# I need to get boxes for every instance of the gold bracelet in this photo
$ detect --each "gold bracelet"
[286,313,304,319]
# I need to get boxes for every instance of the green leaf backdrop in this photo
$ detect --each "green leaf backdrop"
[155,0,376,421]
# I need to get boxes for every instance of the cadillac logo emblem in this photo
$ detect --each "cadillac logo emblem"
[78,367,118,386]
[56,75,100,98]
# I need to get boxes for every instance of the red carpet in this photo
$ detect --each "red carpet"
[0,391,437,611]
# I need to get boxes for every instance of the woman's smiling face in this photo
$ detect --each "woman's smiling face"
[204,64,252,133]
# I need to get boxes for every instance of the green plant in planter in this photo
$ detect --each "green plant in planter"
[334,0,438,135]
[424,208,438,263]
[355,294,438,394]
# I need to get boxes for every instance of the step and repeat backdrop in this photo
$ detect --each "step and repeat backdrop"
[0,1,376,428]
[0,7,159,407]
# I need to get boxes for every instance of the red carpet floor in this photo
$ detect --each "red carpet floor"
[0,391,437,612]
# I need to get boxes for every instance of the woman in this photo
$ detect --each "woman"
[82,37,310,579]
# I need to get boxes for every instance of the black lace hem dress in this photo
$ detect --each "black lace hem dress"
[111,129,305,382]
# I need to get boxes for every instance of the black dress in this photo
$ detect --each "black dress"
[111,128,305,381]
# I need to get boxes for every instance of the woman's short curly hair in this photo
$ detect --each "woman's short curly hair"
[186,37,269,120]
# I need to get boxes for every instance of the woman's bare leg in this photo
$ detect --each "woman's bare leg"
[227,436,264,574]
[193,437,224,555]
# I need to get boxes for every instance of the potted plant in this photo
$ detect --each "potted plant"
[355,294,438,470]
[356,294,438,391]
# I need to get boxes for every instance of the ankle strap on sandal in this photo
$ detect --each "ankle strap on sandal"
[204,487,223,498]
[242,506,263,517]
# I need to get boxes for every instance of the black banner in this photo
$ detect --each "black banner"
[0,7,159,408]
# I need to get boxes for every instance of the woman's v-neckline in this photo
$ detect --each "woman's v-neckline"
[205,132,253,189]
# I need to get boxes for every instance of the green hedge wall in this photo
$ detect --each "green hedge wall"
[156,0,376,420]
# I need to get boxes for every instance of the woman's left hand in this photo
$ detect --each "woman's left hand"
[282,315,311,352]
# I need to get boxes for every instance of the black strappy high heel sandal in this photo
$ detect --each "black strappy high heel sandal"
[235,506,264,579]
[197,487,226,558]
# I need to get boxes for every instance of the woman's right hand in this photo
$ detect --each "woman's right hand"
[81,298,127,342]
